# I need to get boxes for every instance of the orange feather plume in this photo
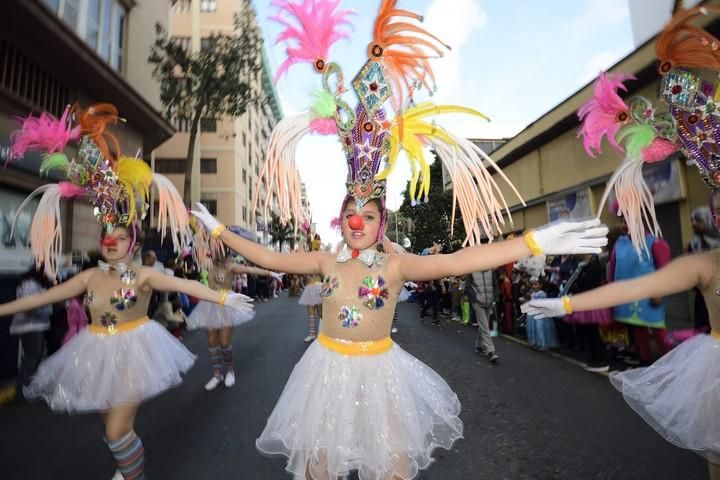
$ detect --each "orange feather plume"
[72,103,122,165]
[656,5,720,74]
[371,0,450,114]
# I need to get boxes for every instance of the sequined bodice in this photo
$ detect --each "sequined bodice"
[208,264,234,291]
[84,266,151,328]
[320,253,401,341]
[700,251,720,332]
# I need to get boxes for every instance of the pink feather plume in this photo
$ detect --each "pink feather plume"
[271,0,354,82]
[57,181,86,198]
[329,216,341,231]
[577,72,636,157]
[8,106,80,162]
[309,118,338,135]
[641,138,677,163]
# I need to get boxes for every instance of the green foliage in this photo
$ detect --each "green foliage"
[267,211,297,252]
[399,157,466,253]
[149,2,263,121]
[148,0,264,204]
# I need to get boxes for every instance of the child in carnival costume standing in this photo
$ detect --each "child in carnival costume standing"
[193,1,608,478]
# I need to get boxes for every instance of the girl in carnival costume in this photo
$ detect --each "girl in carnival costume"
[523,6,720,478]
[3,103,253,480]
[299,232,324,343]
[188,225,282,390]
[192,2,607,478]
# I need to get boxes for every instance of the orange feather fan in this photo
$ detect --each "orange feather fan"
[371,0,450,114]
[72,103,122,165]
[656,5,720,74]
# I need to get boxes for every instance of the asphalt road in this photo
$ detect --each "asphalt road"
[0,293,707,479]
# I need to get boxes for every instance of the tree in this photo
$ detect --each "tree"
[399,158,467,253]
[148,0,263,206]
[267,211,297,252]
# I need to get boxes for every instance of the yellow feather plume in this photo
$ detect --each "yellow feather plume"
[116,156,153,223]
[377,103,490,203]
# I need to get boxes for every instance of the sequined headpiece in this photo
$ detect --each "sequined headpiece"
[7,103,190,278]
[254,0,525,246]
[577,5,720,255]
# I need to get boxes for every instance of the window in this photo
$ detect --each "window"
[61,0,80,30]
[200,158,217,174]
[242,206,247,222]
[110,3,125,70]
[42,0,60,12]
[201,199,218,215]
[248,184,252,200]
[200,0,217,13]
[85,0,101,49]
[242,168,247,183]
[242,132,247,147]
[249,144,252,166]
[99,0,113,60]
[200,117,217,132]
[155,158,186,174]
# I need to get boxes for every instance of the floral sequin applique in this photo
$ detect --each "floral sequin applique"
[339,305,362,328]
[110,288,138,311]
[320,276,339,297]
[358,276,389,309]
[100,312,118,328]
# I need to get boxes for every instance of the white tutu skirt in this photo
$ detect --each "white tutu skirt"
[298,283,322,306]
[610,334,720,463]
[256,340,463,479]
[24,320,195,413]
[187,300,255,330]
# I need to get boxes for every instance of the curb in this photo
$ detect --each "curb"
[500,333,610,378]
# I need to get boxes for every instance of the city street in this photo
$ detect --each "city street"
[0,294,707,480]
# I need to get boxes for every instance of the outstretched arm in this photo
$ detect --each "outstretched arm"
[396,220,608,281]
[0,270,91,318]
[397,237,532,281]
[522,253,709,318]
[191,203,324,274]
[570,253,703,311]
[231,264,283,280]
[146,269,229,303]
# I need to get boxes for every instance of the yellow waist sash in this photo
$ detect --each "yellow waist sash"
[317,332,393,356]
[711,330,720,341]
[88,316,149,335]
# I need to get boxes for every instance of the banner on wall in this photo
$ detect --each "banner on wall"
[546,188,593,222]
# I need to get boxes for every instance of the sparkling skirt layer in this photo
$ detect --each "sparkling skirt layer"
[256,340,463,480]
[187,300,256,330]
[24,320,195,413]
[610,334,720,463]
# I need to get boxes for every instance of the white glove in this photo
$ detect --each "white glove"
[521,298,566,319]
[224,292,254,314]
[527,219,608,255]
[271,272,285,281]
[190,202,223,234]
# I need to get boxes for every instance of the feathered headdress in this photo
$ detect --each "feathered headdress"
[256,0,524,245]
[578,6,720,256]
[7,103,191,278]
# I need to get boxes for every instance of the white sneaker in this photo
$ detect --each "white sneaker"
[111,470,124,480]
[304,334,316,343]
[224,371,236,387]
[204,375,223,391]
[391,327,398,334]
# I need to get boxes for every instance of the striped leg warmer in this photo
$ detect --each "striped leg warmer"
[209,346,224,379]
[107,430,145,480]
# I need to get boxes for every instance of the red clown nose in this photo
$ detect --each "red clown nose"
[348,215,364,231]
[102,236,118,247]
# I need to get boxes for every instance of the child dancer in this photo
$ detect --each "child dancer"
[524,277,558,351]
[524,6,720,477]
[188,231,281,390]
[298,274,323,343]
[4,103,252,480]
[195,2,605,477]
